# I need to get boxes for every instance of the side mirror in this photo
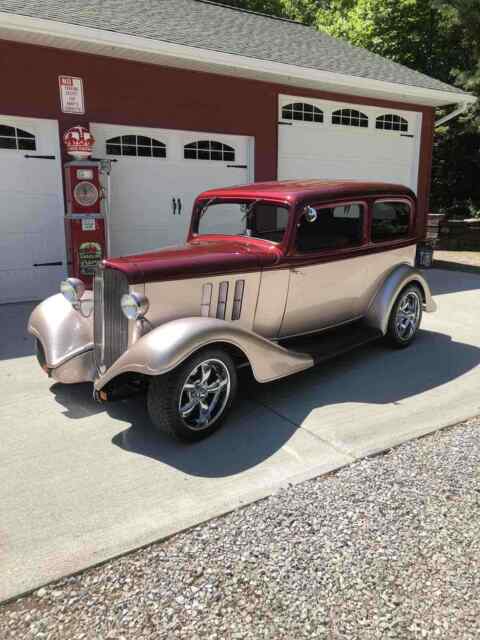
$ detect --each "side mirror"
[304,206,317,223]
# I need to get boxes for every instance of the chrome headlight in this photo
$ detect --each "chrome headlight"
[60,278,85,304]
[120,292,149,320]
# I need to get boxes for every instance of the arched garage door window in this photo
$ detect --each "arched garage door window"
[106,135,166,158]
[332,109,368,128]
[376,114,408,132]
[282,102,323,123]
[0,125,36,151]
[184,140,235,161]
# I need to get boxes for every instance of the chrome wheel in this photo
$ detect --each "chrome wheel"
[394,290,421,342]
[178,358,231,431]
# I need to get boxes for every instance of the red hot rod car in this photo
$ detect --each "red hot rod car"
[29,179,436,441]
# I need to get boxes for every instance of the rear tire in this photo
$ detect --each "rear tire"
[147,347,238,442]
[386,284,423,348]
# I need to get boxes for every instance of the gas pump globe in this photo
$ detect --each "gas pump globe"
[63,126,110,287]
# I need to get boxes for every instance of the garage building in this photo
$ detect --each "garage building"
[0,0,475,303]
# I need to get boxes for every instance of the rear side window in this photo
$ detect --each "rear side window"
[296,203,364,253]
[371,201,411,243]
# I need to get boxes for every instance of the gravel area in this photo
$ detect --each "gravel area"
[2,416,480,640]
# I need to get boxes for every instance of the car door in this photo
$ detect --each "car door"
[365,198,417,293]
[279,200,371,338]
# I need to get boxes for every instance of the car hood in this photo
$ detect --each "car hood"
[103,237,282,284]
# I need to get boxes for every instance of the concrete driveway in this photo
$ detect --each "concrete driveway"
[1,268,479,602]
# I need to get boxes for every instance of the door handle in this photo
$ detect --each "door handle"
[177,197,182,215]
[33,261,63,267]
[172,197,177,215]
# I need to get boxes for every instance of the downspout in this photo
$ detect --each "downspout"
[434,102,468,128]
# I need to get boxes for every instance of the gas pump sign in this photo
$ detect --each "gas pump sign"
[78,241,103,276]
[63,125,109,286]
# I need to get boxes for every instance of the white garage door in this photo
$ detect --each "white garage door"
[278,95,422,193]
[91,124,253,256]
[0,116,66,304]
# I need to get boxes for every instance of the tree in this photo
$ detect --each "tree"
[316,0,480,217]
[232,0,480,217]
[217,0,285,16]
[222,0,321,24]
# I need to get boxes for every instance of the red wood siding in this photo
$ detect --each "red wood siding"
[0,38,435,232]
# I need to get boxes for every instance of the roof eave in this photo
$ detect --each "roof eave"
[0,11,476,108]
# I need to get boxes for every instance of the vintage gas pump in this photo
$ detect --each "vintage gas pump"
[63,126,111,287]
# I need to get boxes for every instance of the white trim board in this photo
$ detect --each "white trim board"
[0,11,475,108]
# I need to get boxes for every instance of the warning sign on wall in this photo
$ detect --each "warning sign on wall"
[59,75,85,115]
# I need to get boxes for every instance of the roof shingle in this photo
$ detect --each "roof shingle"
[0,0,467,95]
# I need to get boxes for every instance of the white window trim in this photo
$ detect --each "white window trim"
[281,102,324,125]
[183,140,236,162]
[105,134,167,159]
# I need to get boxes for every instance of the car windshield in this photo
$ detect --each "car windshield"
[195,200,289,243]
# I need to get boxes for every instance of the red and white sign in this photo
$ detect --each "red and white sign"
[59,75,85,114]
[63,126,95,159]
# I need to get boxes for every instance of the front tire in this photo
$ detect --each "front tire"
[147,347,238,442]
[386,284,423,348]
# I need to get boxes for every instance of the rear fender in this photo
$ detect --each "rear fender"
[94,317,313,390]
[365,264,437,335]
[27,293,94,369]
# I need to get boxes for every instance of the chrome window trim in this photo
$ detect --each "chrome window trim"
[291,199,369,256]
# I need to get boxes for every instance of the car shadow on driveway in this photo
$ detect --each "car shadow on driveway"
[52,372,298,477]
[51,328,480,478]
[427,267,480,296]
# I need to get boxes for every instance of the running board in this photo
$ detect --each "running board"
[279,322,383,365]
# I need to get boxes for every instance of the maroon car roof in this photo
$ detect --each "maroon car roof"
[197,179,415,205]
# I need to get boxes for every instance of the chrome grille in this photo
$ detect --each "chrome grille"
[94,266,129,372]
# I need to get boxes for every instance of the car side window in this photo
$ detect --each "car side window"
[371,201,411,242]
[296,203,364,253]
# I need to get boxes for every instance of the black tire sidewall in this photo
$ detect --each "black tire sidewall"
[148,347,238,442]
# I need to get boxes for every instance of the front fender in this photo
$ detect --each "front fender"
[28,293,94,369]
[94,317,313,389]
[365,264,437,335]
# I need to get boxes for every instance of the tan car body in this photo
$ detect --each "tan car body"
[28,180,436,391]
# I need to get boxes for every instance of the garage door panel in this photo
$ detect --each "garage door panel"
[0,232,36,269]
[109,226,183,256]
[0,116,66,303]
[0,227,64,271]
[0,156,60,195]
[92,123,252,256]
[278,95,421,193]
[0,266,64,305]
[0,193,61,235]
[283,158,413,187]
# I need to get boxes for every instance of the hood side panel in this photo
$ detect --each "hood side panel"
[144,271,262,332]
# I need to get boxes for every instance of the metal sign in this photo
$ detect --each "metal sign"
[59,75,85,114]
[79,241,102,275]
[81,217,96,232]
[63,126,95,158]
